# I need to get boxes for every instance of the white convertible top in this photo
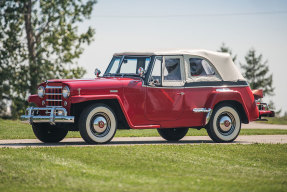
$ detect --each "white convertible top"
[114,49,245,82]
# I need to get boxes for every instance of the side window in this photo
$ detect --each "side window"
[163,58,182,81]
[149,56,162,86]
[189,58,215,76]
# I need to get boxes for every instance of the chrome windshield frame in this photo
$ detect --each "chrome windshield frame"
[103,55,152,77]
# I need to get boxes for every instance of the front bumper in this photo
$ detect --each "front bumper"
[20,107,75,125]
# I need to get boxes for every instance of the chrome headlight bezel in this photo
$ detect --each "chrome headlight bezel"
[37,86,45,98]
[62,86,70,98]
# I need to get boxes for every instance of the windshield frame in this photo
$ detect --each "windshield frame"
[104,55,152,77]
[104,56,124,75]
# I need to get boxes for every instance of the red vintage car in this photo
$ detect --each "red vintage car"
[21,50,274,144]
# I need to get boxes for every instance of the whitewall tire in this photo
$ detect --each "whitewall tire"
[79,104,117,144]
[207,104,241,143]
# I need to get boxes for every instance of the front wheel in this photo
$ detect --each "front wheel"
[157,128,189,141]
[32,123,68,143]
[79,104,117,144]
[206,104,241,143]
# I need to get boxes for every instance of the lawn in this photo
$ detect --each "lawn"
[260,116,287,125]
[0,144,286,192]
[1,119,287,139]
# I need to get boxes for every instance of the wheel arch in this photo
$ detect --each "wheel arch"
[71,98,130,130]
[212,100,249,124]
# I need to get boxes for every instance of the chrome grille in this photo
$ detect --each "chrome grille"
[45,86,62,107]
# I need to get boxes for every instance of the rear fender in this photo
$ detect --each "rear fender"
[205,90,250,123]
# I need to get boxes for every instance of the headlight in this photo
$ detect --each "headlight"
[62,86,70,98]
[37,86,45,98]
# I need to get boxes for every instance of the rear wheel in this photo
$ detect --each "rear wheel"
[79,104,117,144]
[157,128,189,141]
[206,104,241,143]
[32,123,68,143]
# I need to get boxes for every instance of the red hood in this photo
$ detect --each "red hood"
[43,77,142,96]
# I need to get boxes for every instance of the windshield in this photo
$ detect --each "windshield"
[105,56,151,76]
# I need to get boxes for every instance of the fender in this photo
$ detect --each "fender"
[28,95,41,106]
[204,89,250,122]
[71,95,160,129]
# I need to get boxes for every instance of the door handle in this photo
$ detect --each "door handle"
[177,92,185,95]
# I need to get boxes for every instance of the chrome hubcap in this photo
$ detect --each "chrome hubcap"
[217,112,236,135]
[219,116,232,132]
[92,116,108,133]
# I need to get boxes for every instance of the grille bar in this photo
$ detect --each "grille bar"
[46,99,62,102]
[46,86,62,89]
[45,86,62,107]
[46,93,62,95]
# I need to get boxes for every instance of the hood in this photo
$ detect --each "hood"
[45,77,141,96]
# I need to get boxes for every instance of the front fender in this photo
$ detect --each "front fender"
[70,95,160,129]
[28,95,41,106]
[71,94,121,104]
[204,90,250,122]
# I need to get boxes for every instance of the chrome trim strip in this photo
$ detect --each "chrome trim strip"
[193,108,212,113]
[205,109,213,125]
[142,85,248,89]
[110,90,118,93]
[216,88,234,92]
[193,108,213,126]
[46,86,62,89]
[46,105,62,107]
[20,107,74,125]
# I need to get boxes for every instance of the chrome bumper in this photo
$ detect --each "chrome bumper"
[20,107,74,125]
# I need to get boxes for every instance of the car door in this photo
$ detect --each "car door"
[145,56,185,121]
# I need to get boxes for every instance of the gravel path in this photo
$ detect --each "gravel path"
[1,135,286,148]
[242,122,287,129]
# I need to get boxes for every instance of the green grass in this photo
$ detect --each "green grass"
[0,144,286,192]
[1,119,287,139]
[259,116,287,125]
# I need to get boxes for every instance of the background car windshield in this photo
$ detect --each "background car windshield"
[106,56,150,74]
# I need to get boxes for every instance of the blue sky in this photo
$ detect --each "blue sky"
[78,0,287,114]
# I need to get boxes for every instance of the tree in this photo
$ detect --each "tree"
[240,48,274,96]
[218,43,237,63]
[0,0,96,118]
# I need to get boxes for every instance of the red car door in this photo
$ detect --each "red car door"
[145,56,185,121]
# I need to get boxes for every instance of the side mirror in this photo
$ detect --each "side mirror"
[95,68,101,77]
[137,67,145,77]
